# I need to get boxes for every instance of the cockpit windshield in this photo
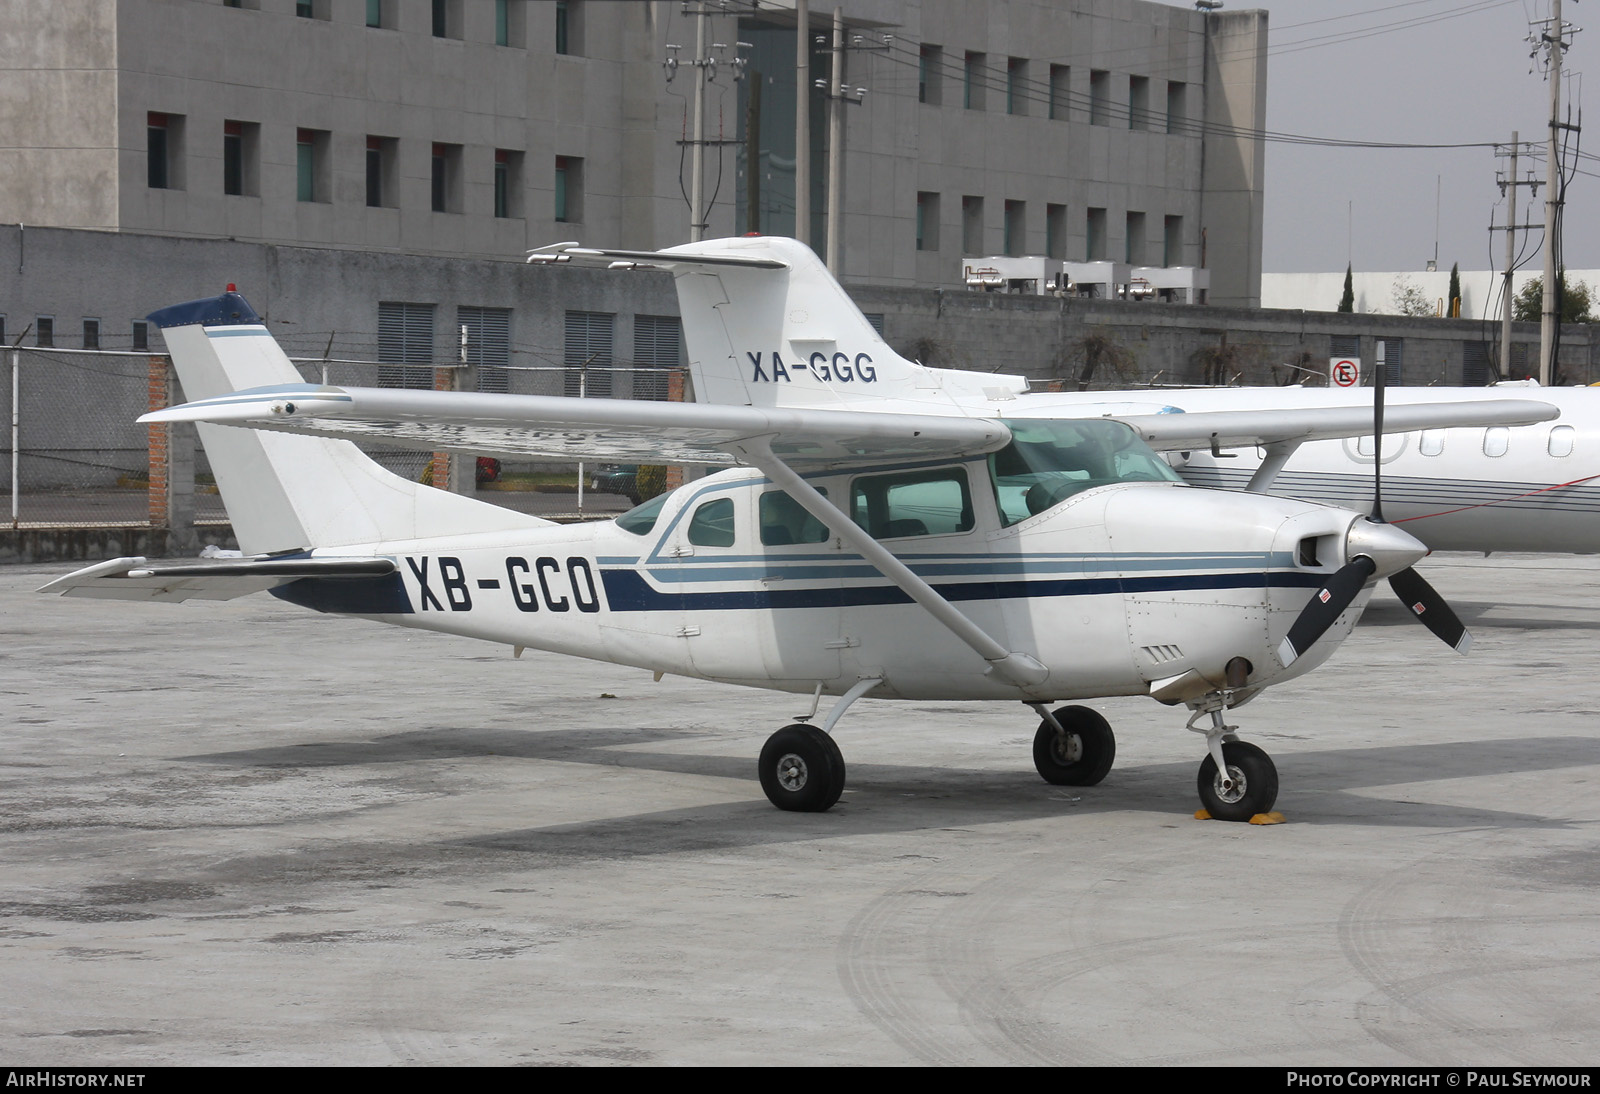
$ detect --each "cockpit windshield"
[989,418,1181,526]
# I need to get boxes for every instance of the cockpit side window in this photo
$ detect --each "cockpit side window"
[760,487,831,545]
[989,418,1181,525]
[687,497,737,547]
[850,468,974,539]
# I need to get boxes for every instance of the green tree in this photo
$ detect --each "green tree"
[1338,264,1354,313]
[1447,262,1461,318]
[1390,275,1434,317]
[1513,272,1595,324]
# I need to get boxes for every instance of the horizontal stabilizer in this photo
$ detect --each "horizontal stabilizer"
[39,556,394,603]
[140,384,1013,468]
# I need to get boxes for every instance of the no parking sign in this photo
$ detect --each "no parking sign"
[1329,357,1361,387]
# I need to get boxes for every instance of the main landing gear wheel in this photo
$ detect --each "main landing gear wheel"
[1032,705,1116,787]
[759,723,847,812]
[1196,740,1279,822]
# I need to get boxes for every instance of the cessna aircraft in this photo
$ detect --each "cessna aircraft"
[41,237,1560,821]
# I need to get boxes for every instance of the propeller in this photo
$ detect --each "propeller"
[1277,363,1471,667]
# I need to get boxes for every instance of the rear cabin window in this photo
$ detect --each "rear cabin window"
[687,497,736,547]
[989,418,1180,526]
[851,468,973,539]
[1549,425,1575,457]
[760,488,831,545]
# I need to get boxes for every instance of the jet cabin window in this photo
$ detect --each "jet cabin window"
[989,418,1181,526]
[852,469,974,539]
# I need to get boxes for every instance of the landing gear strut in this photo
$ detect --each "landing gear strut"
[1187,702,1279,821]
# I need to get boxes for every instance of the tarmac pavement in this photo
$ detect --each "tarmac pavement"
[2,553,1599,1065]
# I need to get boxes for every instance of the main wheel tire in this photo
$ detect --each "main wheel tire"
[1196,740,1279,822]
[759,723,846,812]
[1032,705,1116,787]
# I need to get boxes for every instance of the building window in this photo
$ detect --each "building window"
[1089,70,1110,126]
[1166,82,1187,134]
[1163,215,1183,267]
[496,0,525,47]
[1049,65,1069,121]
[1125,211,1145,265]
[296,128,329,203]
[431,142,462,213]
[919,45,941,105]
[1004,200,1025,256]
[223,120,258,197]
[296,0,330,18]
[366,0,390,29]
[366,136,396,208]
[916,192,940,251]
[432,0,461,39]
[494,149,522,218]
[378,302,435,389]
[132,320,149,352]
[147,112,183,190]
[35,317,54,349]
[565,310,614,397]
[457,306,512,393]
[962,195,983,255]
[1129,75,1149,131]
[555,1,581,55]
[1046,203,1066,260]
[964,52,986,110]
[555,155,582,222]
[1006,57,1027,116]
[1086,207,1106,261]
[633,314,682,400]
[82,318,100,350]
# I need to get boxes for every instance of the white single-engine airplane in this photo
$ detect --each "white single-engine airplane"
[42,237,1560,821]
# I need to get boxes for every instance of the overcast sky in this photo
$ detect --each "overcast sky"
[1250,0,1590,275]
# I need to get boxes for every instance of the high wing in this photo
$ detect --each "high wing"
[1106,400,1561,452]
[138,383,1012,467]
[38,555,396,603]
[140,383,1559,471]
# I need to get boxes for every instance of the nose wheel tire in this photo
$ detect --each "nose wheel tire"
[1196,740,1279,821]
[759,723,847,812]
[1032,705,1116,787]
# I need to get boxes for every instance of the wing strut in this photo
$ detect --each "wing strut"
[1246,441,1302,493]
[732,437,1049,688]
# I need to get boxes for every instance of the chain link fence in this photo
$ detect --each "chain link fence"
[3,348,688,540]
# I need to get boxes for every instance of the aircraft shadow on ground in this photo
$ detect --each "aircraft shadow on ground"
[177,728,1599,854]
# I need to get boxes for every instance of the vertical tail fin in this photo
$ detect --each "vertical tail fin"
[657,237,1028,409]
[149,293,547,554]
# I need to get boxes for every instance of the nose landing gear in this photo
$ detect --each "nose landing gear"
[1187,701,1280,822]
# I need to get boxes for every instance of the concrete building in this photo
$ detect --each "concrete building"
[1,0,1268,304]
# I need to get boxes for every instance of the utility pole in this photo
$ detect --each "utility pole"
[689,4,709,242]
[1493,134,1540,379]
[826,7,844,272]
[794,0,810,245]
[1537,0,1574,385]
[1502,134,1520,378]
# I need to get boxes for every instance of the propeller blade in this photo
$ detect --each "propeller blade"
[1388,566,1472,654]
[1278,555,1377,667]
